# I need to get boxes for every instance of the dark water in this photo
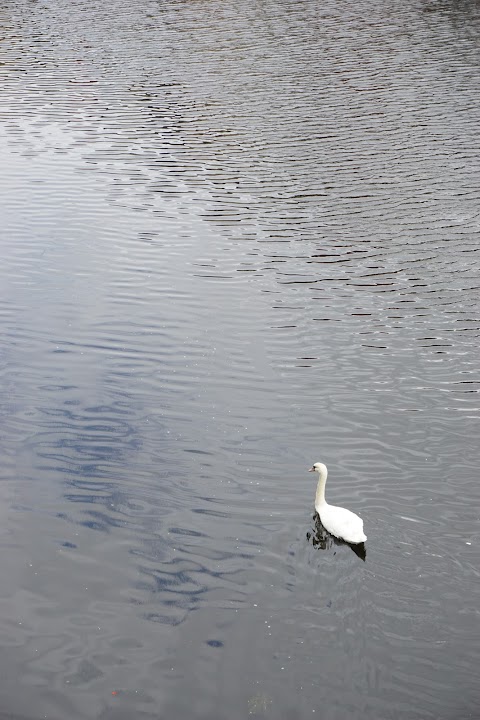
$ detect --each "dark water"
[1,0,480,717]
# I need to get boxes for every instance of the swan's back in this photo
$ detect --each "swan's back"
[319,503,367,544]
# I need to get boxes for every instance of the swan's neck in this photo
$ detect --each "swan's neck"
[315,467,328,508]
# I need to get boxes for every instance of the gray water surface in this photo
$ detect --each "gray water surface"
[1,0,480,718]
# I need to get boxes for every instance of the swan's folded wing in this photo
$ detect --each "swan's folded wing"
[321,505,366,543]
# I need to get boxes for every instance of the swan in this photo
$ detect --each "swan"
[309,462,366,545]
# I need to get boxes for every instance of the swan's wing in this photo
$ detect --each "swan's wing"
[321,505,366,543]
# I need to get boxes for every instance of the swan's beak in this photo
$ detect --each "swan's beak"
[308,466,315,472]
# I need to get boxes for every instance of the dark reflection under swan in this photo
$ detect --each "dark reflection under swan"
[307,514,367,562]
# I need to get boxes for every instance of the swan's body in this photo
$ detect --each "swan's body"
[309,462,366,545]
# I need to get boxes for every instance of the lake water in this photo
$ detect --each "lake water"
[1,0,480,718]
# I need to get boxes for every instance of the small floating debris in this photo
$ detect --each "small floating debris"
[248,693,272,715]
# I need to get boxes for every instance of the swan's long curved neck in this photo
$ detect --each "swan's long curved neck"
[315,467,328,509]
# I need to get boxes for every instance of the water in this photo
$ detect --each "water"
[1,0,479,717]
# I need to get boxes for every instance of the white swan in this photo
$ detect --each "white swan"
[309,462,366,544]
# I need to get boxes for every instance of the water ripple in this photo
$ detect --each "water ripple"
[0,0,480,717]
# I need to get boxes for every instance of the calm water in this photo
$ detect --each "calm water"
[1,0,480,718]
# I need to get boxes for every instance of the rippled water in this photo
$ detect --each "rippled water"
[1,0,480,717]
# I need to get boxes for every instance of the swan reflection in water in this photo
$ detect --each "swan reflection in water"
[307,514,366,562]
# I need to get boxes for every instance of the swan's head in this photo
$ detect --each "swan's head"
[309,462,327,475]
